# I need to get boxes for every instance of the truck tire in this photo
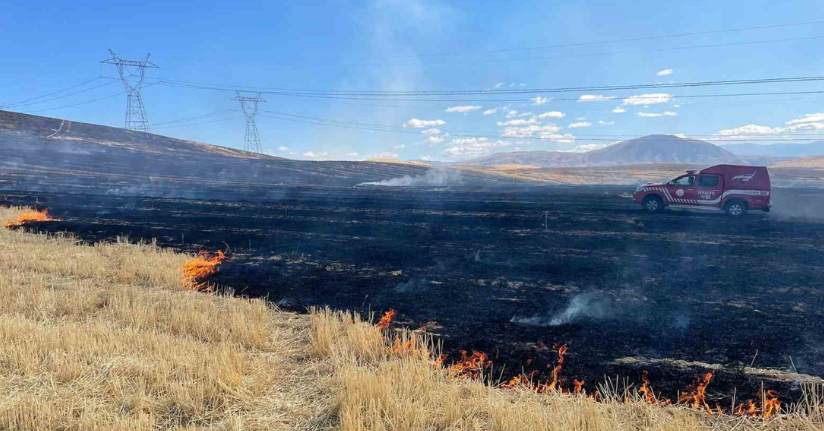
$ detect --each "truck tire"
[642,195,663,213]
[725,199,747,217]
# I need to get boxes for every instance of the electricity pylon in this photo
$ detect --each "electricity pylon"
[233,91,265,153]
[101,49,159,132]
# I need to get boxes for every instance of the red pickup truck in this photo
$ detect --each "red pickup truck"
[633,164,771,217]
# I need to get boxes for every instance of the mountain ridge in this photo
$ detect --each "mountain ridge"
[454,134,743,167]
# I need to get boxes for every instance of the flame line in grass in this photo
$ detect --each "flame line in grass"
[374,310,784,419]
[2,209,60,229]
[182,250,226,291]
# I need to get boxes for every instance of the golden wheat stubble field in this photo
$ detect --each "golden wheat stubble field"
[1,206,823,431]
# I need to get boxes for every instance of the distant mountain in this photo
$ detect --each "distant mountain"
[720,141,824,157]
[456,134,743,168]
[0,110,494,198]
[771,155,824,169]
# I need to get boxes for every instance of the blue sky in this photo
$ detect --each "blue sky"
[1,0,823,161]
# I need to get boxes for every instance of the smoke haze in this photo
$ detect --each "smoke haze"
[358,169,463,187]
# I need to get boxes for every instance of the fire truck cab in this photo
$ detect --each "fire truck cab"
[633,164,771,217]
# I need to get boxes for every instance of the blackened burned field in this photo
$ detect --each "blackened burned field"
[6,186,824,402]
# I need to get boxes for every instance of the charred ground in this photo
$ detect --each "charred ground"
[4,185,824,405]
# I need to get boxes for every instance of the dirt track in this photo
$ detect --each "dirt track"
[4,185,824,404]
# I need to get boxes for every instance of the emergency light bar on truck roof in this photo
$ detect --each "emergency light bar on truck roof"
[633,164,772,217]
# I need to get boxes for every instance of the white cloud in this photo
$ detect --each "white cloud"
[637,111,677,118]
[442,137,511,157]
[366,152,399,159]
[347,152,359,156]
[716,124,780,137]
[421,128,442,135]
[612,107,626,113]
[786,113,824,125]
[656,68,673,76]
[531,96,551,105]
[404,118,446,128]
[518,112,534,117]
[674,133,687,138]
[562,143,611,153]
[425,135,445,144]
[518,83,526,87]
[673,104,681,108]
[537,111,565,119]
[568,121,592,128]
[497,118,538,126]
[277,146,289,151]
[483,108,498,115]
[542,133,576,143]
[501,124,564,139]
[505,110,519,118]
[623,93,673,105]
[578,95,615,102]
[598,120,615,126]
[303,151,330,159]
[420,156,431,161]
[445,105,483,113]
[493,82,505,89]
[394,144,406,149]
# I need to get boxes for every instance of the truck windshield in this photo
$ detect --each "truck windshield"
[672,176,695,186]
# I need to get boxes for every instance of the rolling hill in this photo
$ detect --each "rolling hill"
[771,155,824,169]
[721,141,824,157]
[0,110,493,198]
[456,135,743,168]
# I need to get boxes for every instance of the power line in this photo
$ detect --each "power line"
[153,114,241,130]
[8,80,119,108]
[153,109,236,126]
[351,19,824,61]
[155,75,824,97]
[1,76,107,109]
[27,91,125,113]
[24,82,159,114]
[354,35,824,67]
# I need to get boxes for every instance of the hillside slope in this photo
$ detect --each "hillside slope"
[722,141,824,157]
[457,134,742,168]
[772,155,824,169]
[0,110,488,197]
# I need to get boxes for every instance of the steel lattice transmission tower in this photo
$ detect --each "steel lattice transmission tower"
[233,91,265,153]
[101,49,159,132]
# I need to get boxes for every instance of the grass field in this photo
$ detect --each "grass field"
[1,206,823,430]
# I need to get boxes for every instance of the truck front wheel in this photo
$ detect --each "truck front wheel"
[725,200,747,217]
[643,195,663,213]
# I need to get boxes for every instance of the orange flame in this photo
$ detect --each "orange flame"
[3,209,59,228]
[763,390,781,419]
[449,350,492,379]
[376,309,396,329]
[638,371,671,405]
[182,250,226,291]
[678,372,714,414]
[573,379,585,394]
[546,344,568,392]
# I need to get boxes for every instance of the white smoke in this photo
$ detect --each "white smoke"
[358,169,463,187]
[511,292,609,326]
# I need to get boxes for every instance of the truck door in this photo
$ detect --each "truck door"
[666,174,698,205]
[697,174,724,207]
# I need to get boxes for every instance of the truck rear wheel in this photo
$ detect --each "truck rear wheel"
[642,195,663,213]
[725,200,747,217]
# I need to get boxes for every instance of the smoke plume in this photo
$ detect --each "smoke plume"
[358,169,463,187]
[511,292,610,326]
